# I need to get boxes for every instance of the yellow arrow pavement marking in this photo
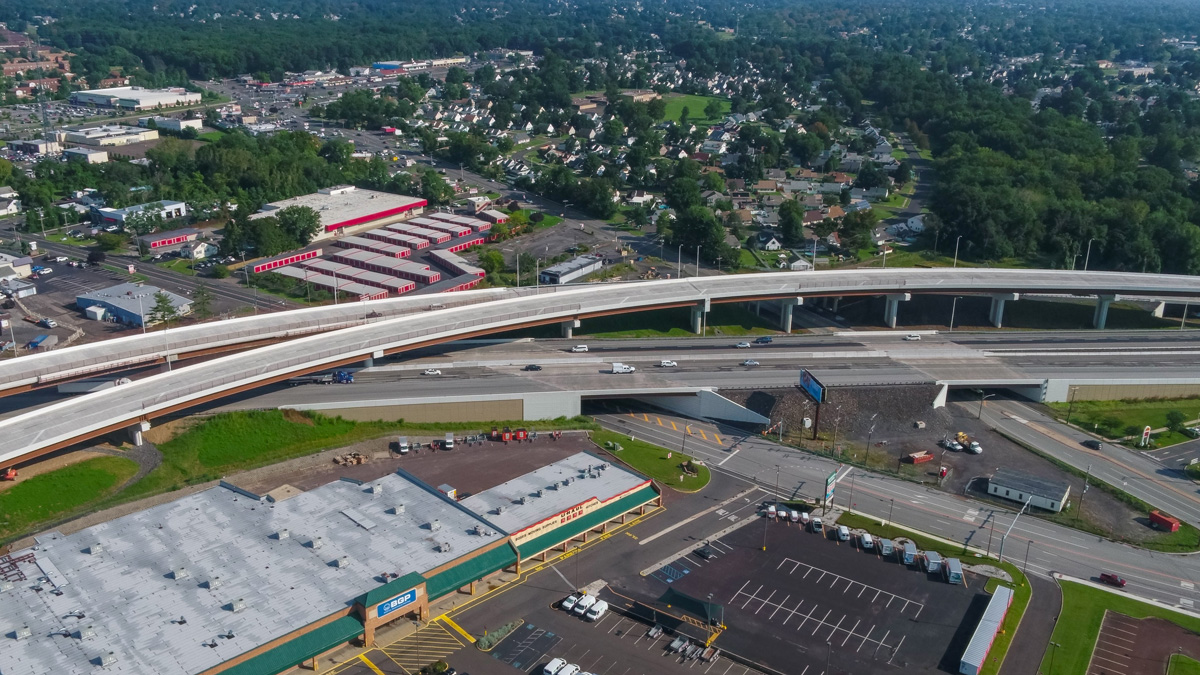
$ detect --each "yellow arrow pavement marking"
[358,655,386,675]
[438,616,476,644]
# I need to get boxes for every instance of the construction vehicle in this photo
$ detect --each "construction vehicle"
[955,431,969,445]
[1,467,17,481]
[639,266,660,280]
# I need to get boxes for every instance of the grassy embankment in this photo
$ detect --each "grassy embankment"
[0,457,139,545]
[592,429,710,491]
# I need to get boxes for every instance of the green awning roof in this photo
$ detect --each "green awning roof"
[355,571,427,609]
[425,542,517,600]
[222,615,364,675]
[517,485,659,559]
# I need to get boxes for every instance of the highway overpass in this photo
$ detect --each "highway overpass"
[4,268,1200,468]
[3,267,1200,398]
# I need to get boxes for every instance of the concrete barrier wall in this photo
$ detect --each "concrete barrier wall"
[633,390,770,425]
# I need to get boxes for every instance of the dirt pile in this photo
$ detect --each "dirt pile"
[725,384,952,438]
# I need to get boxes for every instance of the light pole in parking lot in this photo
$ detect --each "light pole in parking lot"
[677,244,683,278]
[952,235,963,268]
[977,392,996,419]
[763,464,780,552]
[695,245,700,278]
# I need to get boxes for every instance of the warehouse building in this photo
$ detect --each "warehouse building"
[63,147,109,164]
[139,116,204,133]
[7,138,61,155]
[70,86,202,110]
[987,468,1071,513]
[0,455,659,675]
[253,186,426,239]
[76,282,192,327]
[98,201,189,227]
[539,254,605,285]
[62,124,158,147]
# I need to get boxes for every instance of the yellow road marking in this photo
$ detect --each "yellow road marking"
[438,616,476,644]
[699,430,708,440]
[671,421,678,430]
[628,411,635,418]
[358,654,386,675]
[686,425,692,435]
[715,434,722,445]
[643,413,649,422]
[656,417,663,426]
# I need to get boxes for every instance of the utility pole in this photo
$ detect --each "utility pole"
[997,497,1032,564]
[1077,464,1091,524]
[1023,539,1032,575]
[1065,387,1078,425]
[864,413,877,465]
[887,498,895,529]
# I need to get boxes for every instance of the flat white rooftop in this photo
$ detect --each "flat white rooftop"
[0,473,495,675]
[253,186,426,232]
[459,451,648,535]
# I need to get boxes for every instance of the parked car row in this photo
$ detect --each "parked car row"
[558,593,609,622]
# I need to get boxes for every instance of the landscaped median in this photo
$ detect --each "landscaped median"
[591,429,711,491]
[1041,580,1200,675]
[837,512,1031,675]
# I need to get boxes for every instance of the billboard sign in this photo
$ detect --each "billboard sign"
[799,369,827,403]
[1142,425,1152,446]
[824,467,840,503]
[376,588,419,618]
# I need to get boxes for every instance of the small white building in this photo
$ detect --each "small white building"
[182,242,219,260]
[0,186,20,215]
[788,257,814,271]
[905,214,926,233]
[988,468,1070,513]
[138,116,203,133]
[64,147,110,164]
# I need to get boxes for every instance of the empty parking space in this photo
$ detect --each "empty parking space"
[1088,611,1138,675]
[1146,439,1200,467]
[610,517,981,675]
[491,623,563,672]
[377,620,465,673]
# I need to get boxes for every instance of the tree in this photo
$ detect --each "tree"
[87,250,107,264]
[211,265,230,279]
[704,99,722,121]
[275,206,321,247]
[679,106,690,127]
[477,249,506,274]
[148,291,179,325]
[647,98,666,120]
[779,199,804,247]
[1167,410,1187,433]
[95,233,127,251]
[23,209,41,234]
[192,283,214,319]
[894,161,912,185]
[124,205,166,237]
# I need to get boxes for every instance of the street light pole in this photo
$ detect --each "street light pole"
[997,497,1032,564]
[978,392,996,419]
[952,235,962,268]
[695,245,700,278]
[949,296,959,332]
[1084,238,1096,271]
[677,244,683,278]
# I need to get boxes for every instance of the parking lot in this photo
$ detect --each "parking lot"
[611,516,983,675]
[1145,438,1200,468]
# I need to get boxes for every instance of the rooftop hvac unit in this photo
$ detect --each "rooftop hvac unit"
[335,556,351,568]
[429,519,442,531]
[0,581,13,592]
[205,577,223,590]
[520,496,529,504]
[439,541,452,553]
[14,625,31,640]
[494,505,505,514]
[536,489,545,497]
[76,626,96,640]
[275,529,290,540]
[171,567,190,581]
[229,599,247,613]
[87,544,104,555]
[392,503,405,515]
[371,483,384,496]
[95,652,119,667]
[310,537,323,549]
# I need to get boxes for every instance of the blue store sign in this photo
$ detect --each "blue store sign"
[377,588,418,618]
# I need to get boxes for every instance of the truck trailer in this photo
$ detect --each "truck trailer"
[287,370,355,386]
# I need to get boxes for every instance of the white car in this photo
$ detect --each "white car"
[573,594,597,616]
[543,658,567,675]
[422,369,442,376]
[570,345,589,352]
[560,594,581,611]
[557,665,581,675]
[741,359,760,367]
[968,441,983,454]
[735,342,751,348]
[949,441,964,451]
[904,334,921,341]
[658,360,678,367]
[53,255,68,263]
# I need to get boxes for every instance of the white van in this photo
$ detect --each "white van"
[544,658,567,675]
[800,512,811,527]
[397,436,410,455]
[860,533,875,551]
[573,594,597,616]
[585,600,609,621]
[811,516,823,534]
[557,665,581,675]
[611,362,636,374]
[836,525,850,541]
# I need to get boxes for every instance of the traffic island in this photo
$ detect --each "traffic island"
[591,429,711,492]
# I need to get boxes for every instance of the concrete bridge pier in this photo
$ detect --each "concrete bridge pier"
[561,319,581,339]
[779,297,804,333]
[690,298,711,334]
[1093,294,1121,329]
[883,293,911,328]
[988,293,1019,328]
[128,420,151,446]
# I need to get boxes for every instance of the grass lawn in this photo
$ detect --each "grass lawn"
[55,235,95,247]
[917,148,933,161]
[592,429,710,491]
[890,148,909,160]
[0,456,139,545]
[837,512,1031,675]
[581,303,779,338]
[1005,298,1182,331]
[197,131,225,142]
[661,94,730,126]
[1173,654,1200,675]
[1042,581,1200,675]
[158,258,197,276]
[1047,396,1200,440]
[740,248,767,268]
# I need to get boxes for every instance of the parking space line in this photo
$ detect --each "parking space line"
[841,619,860,646]
[812,609,831,635]
[826,615,845,641]
[607,618,626,634]
[796,603,818,631]
[741,585,763,609]
[858,625,874,652]
[756,590,776,614]
[777,557,925,616]
[889,635,906,663]
[768,594,790,620]
[729,580,750,603]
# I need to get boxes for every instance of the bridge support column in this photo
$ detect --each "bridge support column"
[561,319,580,338]
[883,293,911,329]
[779,297,804,333]
[690,298,711,335]
[1093,294,1120,329]
[128,420,151,446]
[830,296,841,313]
[988,293,1019,328]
